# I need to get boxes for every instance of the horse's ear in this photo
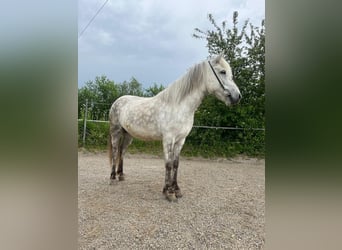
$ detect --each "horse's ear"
[214,54,223,64]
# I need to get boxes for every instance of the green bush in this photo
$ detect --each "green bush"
[78,120,264,157]
[78,120,109,147]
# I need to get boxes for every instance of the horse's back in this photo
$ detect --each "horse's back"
[110,95,148,117]
[111,95,146,108]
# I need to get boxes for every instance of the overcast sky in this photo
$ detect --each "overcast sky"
[78,0,264,89]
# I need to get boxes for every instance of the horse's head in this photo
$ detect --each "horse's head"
[207,55,241,105]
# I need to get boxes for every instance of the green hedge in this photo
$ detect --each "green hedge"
[78,120,264,157]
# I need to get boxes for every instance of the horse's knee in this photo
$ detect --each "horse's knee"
[165,161,172,170]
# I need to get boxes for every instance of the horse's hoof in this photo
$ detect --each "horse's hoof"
[109,179,116,185]
[175,190,183,198]
[118,175,125,181]
[165,192,178,202]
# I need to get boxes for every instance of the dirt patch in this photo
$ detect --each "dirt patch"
[79,151,265,249]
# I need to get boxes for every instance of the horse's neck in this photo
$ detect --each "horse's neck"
[180,85,207,114]
[156,64,209,114]
[180,68,208,113]
[162,80,207,116]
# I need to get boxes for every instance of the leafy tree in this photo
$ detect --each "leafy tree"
[78,75,118,120]
[78,76,152,120]
[144,83,165,97]
[192,11,265,155]
[117,77,144,97]
[193,11,264,115]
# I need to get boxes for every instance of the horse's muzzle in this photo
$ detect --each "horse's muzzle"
[229,93,242,105]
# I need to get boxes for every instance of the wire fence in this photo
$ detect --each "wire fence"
[78,100,266,155]
[78,118,265,146]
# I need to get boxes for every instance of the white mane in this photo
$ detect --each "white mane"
[157,61,208,103]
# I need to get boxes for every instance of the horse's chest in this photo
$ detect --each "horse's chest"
[160,113,193,137]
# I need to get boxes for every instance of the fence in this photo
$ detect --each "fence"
[79,118,265,146]
[78,99,265,156]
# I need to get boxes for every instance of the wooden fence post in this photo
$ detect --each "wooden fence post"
[82,99,88,146]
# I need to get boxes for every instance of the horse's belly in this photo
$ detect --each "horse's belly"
[124,125,162,141]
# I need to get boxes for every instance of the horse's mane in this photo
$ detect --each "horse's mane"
[157,61,207,103]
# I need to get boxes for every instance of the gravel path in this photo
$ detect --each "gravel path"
[78,151,265,249]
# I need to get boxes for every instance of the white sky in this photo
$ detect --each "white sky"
[78,0,264,88]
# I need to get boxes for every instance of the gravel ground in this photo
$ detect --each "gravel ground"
[78,151,265,249]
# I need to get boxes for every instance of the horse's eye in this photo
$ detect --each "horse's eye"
[220,70,226,75]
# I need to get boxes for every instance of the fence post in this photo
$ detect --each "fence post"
[82,99,88,146]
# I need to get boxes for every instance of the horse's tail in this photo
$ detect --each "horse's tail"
[108,130,112,167]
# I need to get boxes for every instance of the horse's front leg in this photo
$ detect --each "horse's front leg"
[172,155,182,198]
[162,140,177,202]
[163,160,177,202]
[172,138,185,198]
[162,138,185,201]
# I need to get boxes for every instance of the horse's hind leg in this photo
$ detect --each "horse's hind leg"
[117,131,133,181]
[109,124,122,184]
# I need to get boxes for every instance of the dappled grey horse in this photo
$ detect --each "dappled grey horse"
[108,55,241,201]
